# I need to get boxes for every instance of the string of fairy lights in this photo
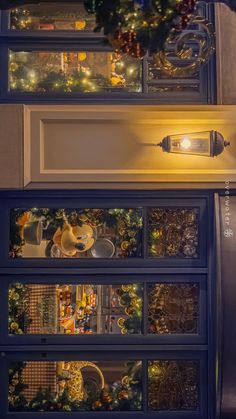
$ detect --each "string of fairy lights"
[9,50,142,93]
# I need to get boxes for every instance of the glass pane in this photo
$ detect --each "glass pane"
[8,283,143,335]
[148,360,199,410]
[148,58,200,94]
[10,3,96,31]
[148,283,199,334]
[169,133,211,156]
[9,208,143,259]
[8,360,142,411]
[9,51,142,93]
[148,208,199,258]
[147,84,199,94]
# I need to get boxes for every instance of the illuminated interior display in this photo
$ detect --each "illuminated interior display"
[9,208,143,258]
[9,51,142,93]
[8,360,142,411]
[8,283,143,335]
[9,282,200,336]
[148,207,199,258]
[148,283,199,334]
[10,3,96,31]
[148,360,199,410]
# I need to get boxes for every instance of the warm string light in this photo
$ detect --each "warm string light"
[9,51,141,93]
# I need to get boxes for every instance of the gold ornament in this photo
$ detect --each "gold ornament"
[12,292,20,301]
[151,229,163,239]
[121,241,130,251]
[78,52,87,62]
[75,19,86,30]
[10,322,19,331]
[121,375,130,386]
[148,363,161,378]
[117,317,126,328]
[111,74,125,86]
[131,297,142,308]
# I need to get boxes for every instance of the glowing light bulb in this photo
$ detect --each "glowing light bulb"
[180,137,191,150]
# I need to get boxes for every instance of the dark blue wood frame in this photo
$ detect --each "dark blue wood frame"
[0,189,215,419]
[0,2,217,104]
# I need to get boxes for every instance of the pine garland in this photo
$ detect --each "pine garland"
[84,0,197,57]
[8,361,142,411]
[8,283,32,334]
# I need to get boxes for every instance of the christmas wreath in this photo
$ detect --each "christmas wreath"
[84,0,197,58]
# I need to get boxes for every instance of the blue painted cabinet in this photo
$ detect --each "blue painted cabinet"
[0,190,215,419]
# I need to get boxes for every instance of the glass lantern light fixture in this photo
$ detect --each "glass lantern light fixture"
[157,130,230,157]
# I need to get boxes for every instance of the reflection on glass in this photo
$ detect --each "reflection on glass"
[148,360,199,411]
[8,360,142,411]
[148,207,199,258]
[148,59,200,94]
[9,208,143,258]
[8,283,143,335]
[169,132,211,156]
[9,51,142,93]
[148,283,199,334]
[10,3,95,31]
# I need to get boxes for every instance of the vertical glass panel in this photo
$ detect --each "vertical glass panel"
[148,283,199,334]
[8,283,143,335]
[8,360,142,411]
[9,51,142,93]
[9,208,143,258]
[148,360,199,410]
[169,132,211,156]
[10,3,96,31]
[148,57,200,94]
[148,208,199,258]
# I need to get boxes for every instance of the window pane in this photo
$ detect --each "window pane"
[9,51,142,93]
[8,360,142,411]
[10,3,96,31]
[9,208,143,258]
[148,360,199,411]
[8,283,143,335]
[148,283,199,334]
[147,57,200,94]
[148,208,199,258]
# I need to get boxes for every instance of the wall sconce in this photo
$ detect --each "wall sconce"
[157,131,230,157]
